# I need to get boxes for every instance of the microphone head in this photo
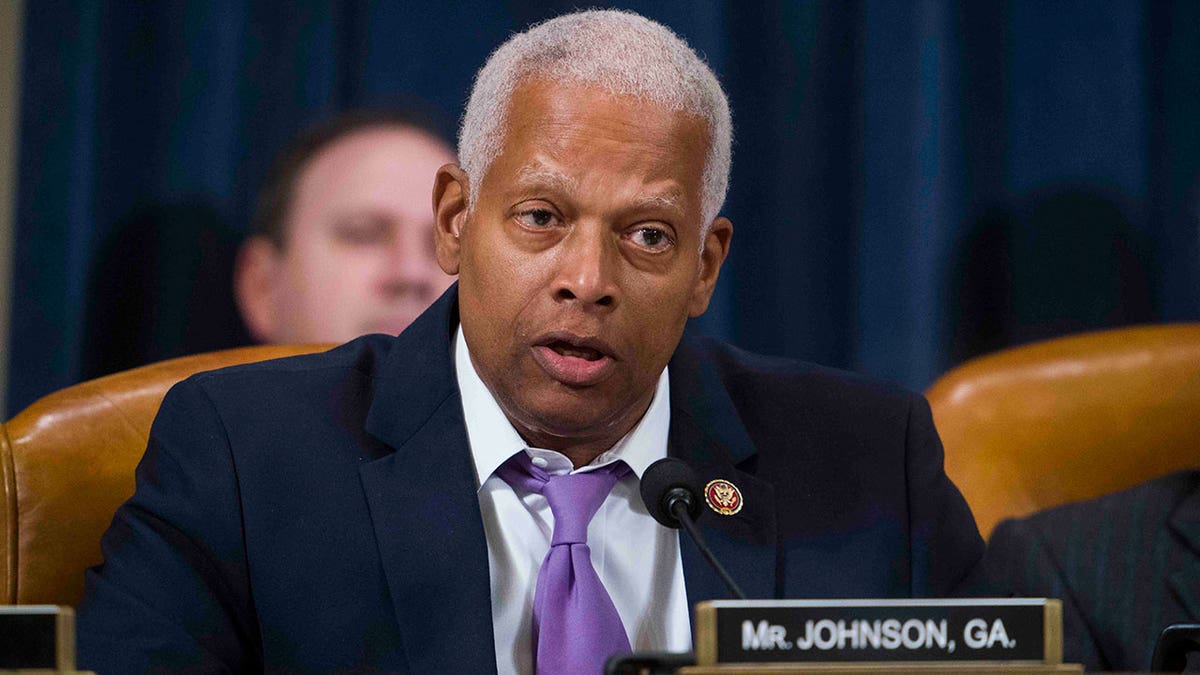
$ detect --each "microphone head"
[640,458,703,528]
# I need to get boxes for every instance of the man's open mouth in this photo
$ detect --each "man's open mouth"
[546,341,605,362]
[531,333,618,386]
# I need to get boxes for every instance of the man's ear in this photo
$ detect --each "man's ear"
[234,236,281,343]
[433,163,470,275]
[687,216,733,317]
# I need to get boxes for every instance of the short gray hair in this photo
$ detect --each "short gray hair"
[458,9,732,226]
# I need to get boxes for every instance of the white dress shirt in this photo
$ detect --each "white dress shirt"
[454,326,691,675]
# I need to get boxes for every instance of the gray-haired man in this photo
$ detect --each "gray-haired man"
[78,10,982,674]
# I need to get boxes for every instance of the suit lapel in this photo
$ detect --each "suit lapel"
[359,288,498,674]
[668,339,778,621]
[1167,479,1200,618]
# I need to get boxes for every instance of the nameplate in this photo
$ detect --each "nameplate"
[0,605,76,670]
[694,599,1062,666]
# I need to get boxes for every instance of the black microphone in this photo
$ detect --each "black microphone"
[640,458,746,599]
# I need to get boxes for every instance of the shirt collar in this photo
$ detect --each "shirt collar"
[454,324,670,490]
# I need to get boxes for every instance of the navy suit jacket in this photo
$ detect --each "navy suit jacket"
[982,470,1200,671]
[77,289,983,674]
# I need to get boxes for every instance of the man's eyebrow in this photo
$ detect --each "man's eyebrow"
[633,191,684,212]
[514,162,684,213]
[514,163,578,193]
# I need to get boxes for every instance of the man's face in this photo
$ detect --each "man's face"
[242,127,456,344]
[436,79,732,454]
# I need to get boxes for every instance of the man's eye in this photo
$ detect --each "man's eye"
[516,209,558,228]
[629,227,674,250]
[333,220,389,245]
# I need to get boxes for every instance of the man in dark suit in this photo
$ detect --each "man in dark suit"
[982,470,1200,671]
[77,9,982,674]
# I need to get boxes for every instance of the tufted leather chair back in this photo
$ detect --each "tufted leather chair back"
[927,324,1200,539]
[1,344,330,606]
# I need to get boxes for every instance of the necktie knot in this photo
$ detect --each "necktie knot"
[497,453,631,545]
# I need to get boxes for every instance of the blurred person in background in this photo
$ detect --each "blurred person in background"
[235,110,456,344]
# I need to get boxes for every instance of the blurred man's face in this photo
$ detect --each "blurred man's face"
[239,127,456,344]
[433,80,732,460]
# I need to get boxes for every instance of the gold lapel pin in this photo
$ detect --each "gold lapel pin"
[704,478,743,515]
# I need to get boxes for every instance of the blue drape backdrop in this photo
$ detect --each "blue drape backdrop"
[9,0,1200,415]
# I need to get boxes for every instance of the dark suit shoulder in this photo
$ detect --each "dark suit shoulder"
[999,470,1199,548]
[671,336,923,471]
[166,335,405,465]
[671,336,981,597]
[987,471,1199,587]
[670,335,928,485]
[673,335,917,411]
[189,334,397,387]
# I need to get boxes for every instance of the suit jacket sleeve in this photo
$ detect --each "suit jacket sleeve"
[904,394,985,597]
[76,377,260,674]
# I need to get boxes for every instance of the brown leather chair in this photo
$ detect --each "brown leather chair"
[927,324,1200,539]
[1,344,331,606]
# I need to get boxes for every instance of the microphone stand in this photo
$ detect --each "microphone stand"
[670,500,746,600]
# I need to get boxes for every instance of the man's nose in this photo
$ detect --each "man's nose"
[554,226,618,309]
[380,228,437,294]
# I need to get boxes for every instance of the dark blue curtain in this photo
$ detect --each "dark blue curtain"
[9,0,1200,415]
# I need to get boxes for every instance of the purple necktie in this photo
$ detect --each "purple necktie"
[497,452,633,674]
